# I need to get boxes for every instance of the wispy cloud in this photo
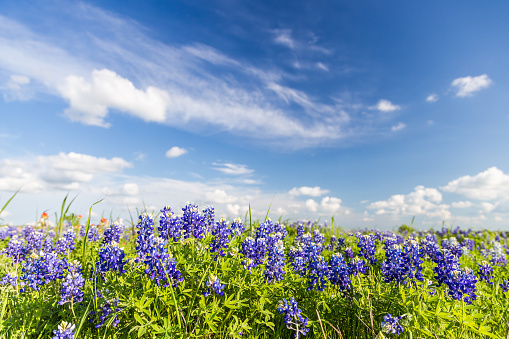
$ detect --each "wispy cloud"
[426,93,438,102]
[165,146,187,158]
[273,29,295,49]
[213,162,254,175]
[451,74,492,97]
[391,122,406,132]
[0,9,361,148]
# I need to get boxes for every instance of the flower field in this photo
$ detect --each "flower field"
[1,200,508,338]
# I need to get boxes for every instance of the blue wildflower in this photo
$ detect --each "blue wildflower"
[203,274,225,297]
[381,314,404,335]
[181,203,206,240]
[328,253,351,293]
[264,236,285,284]
[52,321,75,339]
[158,206,182,242]
[102,221,123,246]
[478,261,493,284]
[59,260,85,306]
[278,298,309,338]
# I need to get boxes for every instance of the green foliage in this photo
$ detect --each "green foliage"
[0,204,508,338]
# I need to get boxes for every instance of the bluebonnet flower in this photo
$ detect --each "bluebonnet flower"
[442,237,463,257]
[0,273,18,287]
[24,227,44,252]
[264,237,285,284]
[43,236,54,253]
[313,229,325,251]
[143,237,183,288]
[381,244,406,285]
[295,223,305,244]
[90,292,121,328]
[462,238,475,251]
[95,242,128,276]
[202,206,215,233]
[55,230,76,256]
[381,238,423,285]
[203,274,225,297]
[136,213,155,260]
[240,237,258,272]
[102,221,123,246]
[181,203,206,240]
[20,252,68,292]
[158,206,182,242]
[478,261,493,284]
[0,226,18,240]
[1,236,28,263]
[500,280,509,292]
[433,250,478,304]
[356,234,377,265]
[59,260,85,306]
[306,254,329,291]
[326,235,337,251]
[381,314,404,335]
[278,298,309,338]
[348,257,367,276]
[328,253,351,293]
[230,218,245,237]
[87,225,100,242]
[52,321,75,339]
[208,219,233,259]
[344,247,354,260]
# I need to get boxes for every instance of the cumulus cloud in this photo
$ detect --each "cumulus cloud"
[165,146,187,158]
[441,167,509,201]
[451,201,473,208]
[0,152,131,192]
[289,186,329,197]
[391,122,406,132]
[305,196,344,214]
[213,163,254,176]
[451,74,492,97]
[58,69,170,127]
[370,99,401,112]
[426,93,438,102]
[367,186,451,219]
[305,199,318,212]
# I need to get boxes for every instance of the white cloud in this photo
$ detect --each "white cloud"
[367,186,451,219]
[391,122,406,132]
[0,11,357,148]
[371,99,401,112]
[289,186,329,197]
[123,183,139,196]
[304,196,343,214]
[213,163,254,176]
[441,167,509,201]
[58,69,170,127]
[480,202,497,214]
[426,93,439,102]
[451,201,472,208]
[451,74,492,97]
[427,120,434,126]
[0,152,131,193]
[320,196,342,213]
[305,199,318,212]
[316,62,329,71]
[273,29,295,49]
[205,189,236,204]
[165,146,187,158]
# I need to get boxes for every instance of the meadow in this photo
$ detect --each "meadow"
[0,196,508,338]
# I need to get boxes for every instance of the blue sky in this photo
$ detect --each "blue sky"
[1,0,509,229]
